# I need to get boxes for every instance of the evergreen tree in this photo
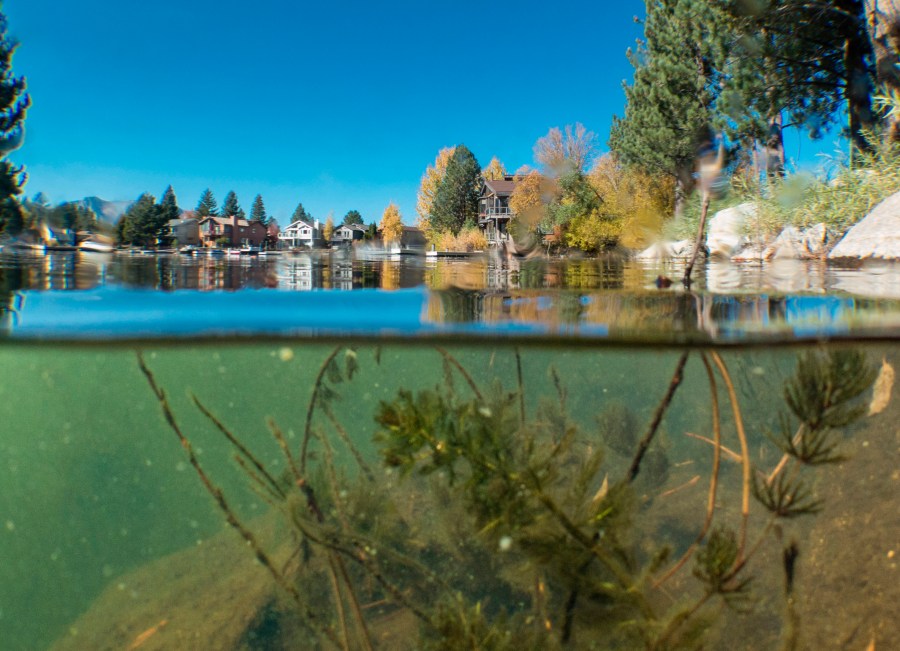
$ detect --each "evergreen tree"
[159,185,180,223]
[196,188,218,217]
[343,209,364,225]
[291,202,311,223]
[221,190,244,220]
[430,144,483,235]
[0,9,30,236]
[609,0,727,214]
[121,193,167,247]
[718,0,873,168]
[250,194,267,224]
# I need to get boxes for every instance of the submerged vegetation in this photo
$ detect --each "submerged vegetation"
[137,344,877,649]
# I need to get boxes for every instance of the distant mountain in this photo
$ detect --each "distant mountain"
[74,196,134,225]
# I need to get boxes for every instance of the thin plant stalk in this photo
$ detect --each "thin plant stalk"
[434,346,484,402]
[653,352,722,588]
[136,353,340,647]
[709,351,752,564]
[628,351,690,483]
[301,346,343,473]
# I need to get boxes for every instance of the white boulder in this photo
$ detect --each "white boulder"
[829,191,900,260]
[706,202,757,258]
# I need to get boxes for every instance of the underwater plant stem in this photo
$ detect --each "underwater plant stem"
[327,555,352,651]
[765,427,804,485]
[335,556,375,651]
[628,352,690,483]
[515,347,526,427]
[684,432,742,463]
[267,417,303,486]
[323,403,375,483]
[192,394,286,500]
[709,351,751,564]
[683,192,710,288]
[434,346,485,402]
[654,591,714,650]
[136,353,341,647]
[301,346,343,473]
[654,353,723,589]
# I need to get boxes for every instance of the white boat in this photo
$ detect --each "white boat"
[79,239,115,253]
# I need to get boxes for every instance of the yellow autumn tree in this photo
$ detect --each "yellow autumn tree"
[322,212,335,243]
[482,156,507,181]
[509,170,553,232]
[379,202,403,244]
[586,155,674,248]
[416,146,455,236]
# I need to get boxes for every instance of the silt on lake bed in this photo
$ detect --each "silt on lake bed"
[0,340,897,650]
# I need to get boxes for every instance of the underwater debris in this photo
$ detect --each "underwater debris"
[868,357,894,416]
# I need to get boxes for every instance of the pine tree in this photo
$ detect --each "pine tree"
[221,190,244,220]
[430,144,483,235]
[159,185,180,223]
[196,188,218,217]
[250,194,267,224]
[291,202,311,223]
[121,193,167,247]
[609,0,727,214]
[718,0,873,167]
[0,9,30,236]
[343,209,363,225]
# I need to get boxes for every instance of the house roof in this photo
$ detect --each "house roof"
[199,216,264,229]
[338,223,367,232]
[483,177,519,196]
[169,218,198,226]
[284,218,315,231]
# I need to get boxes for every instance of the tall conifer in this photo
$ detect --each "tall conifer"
[0,8,30,235]
[430,144,483,235]
[196,189,218,217]
[250,194,267,224]
[222,190,244,220]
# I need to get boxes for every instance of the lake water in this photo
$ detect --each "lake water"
[1,250,898,650]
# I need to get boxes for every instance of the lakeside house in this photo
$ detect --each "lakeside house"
[168,217,200,246]
[198,215,268,248]
[478,175,521,246]
[279,218,325,249]
[333,223,367,245]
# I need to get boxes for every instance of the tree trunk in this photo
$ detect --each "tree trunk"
[867,0,900,142]
[766,112,786,178]
[834,0,875,150]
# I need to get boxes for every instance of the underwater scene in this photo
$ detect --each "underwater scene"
[1,341,896,650]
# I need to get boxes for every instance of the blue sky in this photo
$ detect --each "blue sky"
[5,1,843,225]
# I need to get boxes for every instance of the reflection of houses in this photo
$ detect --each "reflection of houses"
[169,218,200,246]
[279,219,325,249]
[332,223,367,246]
[478,175,520,246]
[199,215,268,248]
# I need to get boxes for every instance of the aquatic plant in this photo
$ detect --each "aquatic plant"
[137,343,875,649]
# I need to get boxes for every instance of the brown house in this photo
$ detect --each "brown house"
[199,215,268,248]
[478,175,521,245]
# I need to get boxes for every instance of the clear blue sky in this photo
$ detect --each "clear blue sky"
[4,1,842,225]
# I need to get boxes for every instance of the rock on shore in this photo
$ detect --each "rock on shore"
[828,191,900,260]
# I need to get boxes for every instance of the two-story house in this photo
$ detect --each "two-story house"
[199,215,268,248]
[279,218,324,249]
[478,175,521,246]
[332,223,367,246]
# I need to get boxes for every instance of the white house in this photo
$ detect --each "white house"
[279,219,323,249]
[332,223,367,245]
